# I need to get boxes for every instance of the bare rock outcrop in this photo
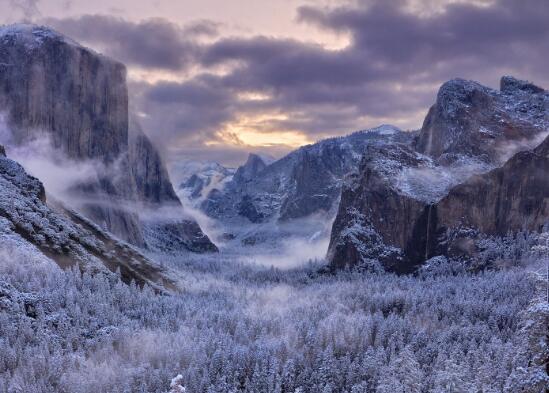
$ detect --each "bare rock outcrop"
[232,153,269,183]
[416,76,548,163]
[434,135,549,258]
[0,24,127,162]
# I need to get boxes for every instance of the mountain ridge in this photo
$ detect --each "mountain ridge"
[200,125,415,224]
[0,144,177,290]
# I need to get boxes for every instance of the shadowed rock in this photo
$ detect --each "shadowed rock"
[434,135,549,259]
[416,76,547,163]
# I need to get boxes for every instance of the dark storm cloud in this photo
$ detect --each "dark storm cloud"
[202,0,549,91]
[205,40,376,89]
[297,0,549,69]
[146,78,229,106]
[155,0,548,142]
[45,15,218,70]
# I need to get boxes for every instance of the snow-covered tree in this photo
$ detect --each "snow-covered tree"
[169,375,186,393]
[0,235,542,392]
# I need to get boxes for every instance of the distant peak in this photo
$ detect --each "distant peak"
[500,75,544,95]
[433,78,494,112]
[233,153,272,182]
[247,153,263,161]
[246,153,275,166]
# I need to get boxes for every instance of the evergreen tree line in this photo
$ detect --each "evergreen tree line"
[0,231,547,392]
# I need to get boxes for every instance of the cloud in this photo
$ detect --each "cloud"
[0,126,105,204]
[130,77,236,145]
[39,0,549,165]
[0,0,41,22]
[12,0,40,19]
[45,15,218,71]
[297,0,549,78]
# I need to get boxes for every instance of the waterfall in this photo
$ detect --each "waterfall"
[425,204,433,260]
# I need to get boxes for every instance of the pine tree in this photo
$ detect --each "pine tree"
[377,347,423,393]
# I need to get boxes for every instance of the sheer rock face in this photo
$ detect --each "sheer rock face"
[232,153,268,183]
[0,24,216,253]
[0,148,177,291]
[434,135,549,258]
[327,143,437,273]
[0,25,127,162]
[202,125,415,223]
[127,120,180,205]
[328,77,548,271]
[72,178,146,247]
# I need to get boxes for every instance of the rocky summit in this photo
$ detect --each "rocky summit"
[178,161,235,201]
[416,76,548,164]
[0,24,216,253]
[328,76,548,272]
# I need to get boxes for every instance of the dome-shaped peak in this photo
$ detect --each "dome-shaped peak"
[433,78,494,116]
[246,152,275,165]
[233,153,272,182]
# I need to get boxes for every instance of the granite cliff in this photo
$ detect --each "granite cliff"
[328,76,548,271]
[0,24,216,253]
[201,125,415,223]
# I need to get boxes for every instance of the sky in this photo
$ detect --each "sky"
[1,0,548,167]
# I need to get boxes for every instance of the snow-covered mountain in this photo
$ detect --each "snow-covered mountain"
[0,144,176,290]
[328,76,549,272]
[0,24,217,254]
[200,125,415,223]
[176,161,235,201]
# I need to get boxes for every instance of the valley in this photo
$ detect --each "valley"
[0,21,547,393]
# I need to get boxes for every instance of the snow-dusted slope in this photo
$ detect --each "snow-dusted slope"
[0,145,176,290]
[177,161,235,201]
[0,23,81,47]
[416,76,548,163]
